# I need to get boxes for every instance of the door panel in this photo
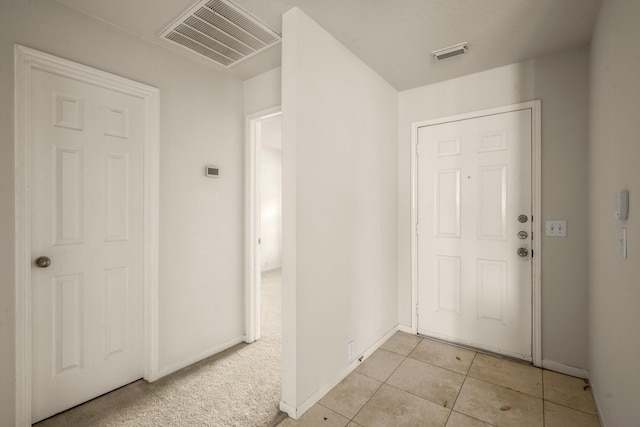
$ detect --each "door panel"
[417,109,532,360]
[30,68,144,423]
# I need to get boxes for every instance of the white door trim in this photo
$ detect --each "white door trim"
[14,45,160,426]
[410,101,542,367]
[244,106,281,344]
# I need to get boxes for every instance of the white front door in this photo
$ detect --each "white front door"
[417,108,533,360]
[30,67,145,422]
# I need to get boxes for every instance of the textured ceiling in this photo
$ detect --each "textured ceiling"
[54,0,602,91]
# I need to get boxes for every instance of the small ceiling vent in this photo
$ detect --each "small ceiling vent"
[431,42,469,61]
[160,0,281,67]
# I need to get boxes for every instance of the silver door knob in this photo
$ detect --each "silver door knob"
[35,256,51,268]
[517,248,529,258]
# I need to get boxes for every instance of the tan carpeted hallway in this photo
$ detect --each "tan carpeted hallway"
[35,269,286,427]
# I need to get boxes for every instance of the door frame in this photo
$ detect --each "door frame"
[14,45,160,426]
[244,106,281,343]
[410,101,542,366]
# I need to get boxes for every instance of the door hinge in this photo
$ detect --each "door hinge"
[416,224,419,235]
[258,238,261,244]
[531,249,534,258]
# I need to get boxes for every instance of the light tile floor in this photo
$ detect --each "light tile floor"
[278,332,600,427]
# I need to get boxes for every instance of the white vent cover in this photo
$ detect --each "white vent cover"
[160,0,281,67]
[431,42,469,61]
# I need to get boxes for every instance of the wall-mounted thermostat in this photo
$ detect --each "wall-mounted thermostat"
[205,166,219,178]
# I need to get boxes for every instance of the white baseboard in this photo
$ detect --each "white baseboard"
[589,377,607,427]
[156,336,244,379]
[279,401,297,419]
[279,325,400,420]
[397,324,413,334]
[541,359,589,379]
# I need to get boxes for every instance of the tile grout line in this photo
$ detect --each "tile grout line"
[443,351,477,426]
[282,334,599,426]
[382,340,477,425]
[315,402,350,425]
[350,334,599,426]
[404,334,599,425]
[455,354,546,426]
[382,382,454,413]
[541,372,600,418]
[465,375,545,399]
[349,338,423,425]
[543,399,600,417]
[394,338,487,424]
[405,348,477,377]
[413,336,551,425]
[347,353,408,424]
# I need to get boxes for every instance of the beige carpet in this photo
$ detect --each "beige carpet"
[36,269,287,427]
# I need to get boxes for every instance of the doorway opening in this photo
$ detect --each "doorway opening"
[245,107,282,344]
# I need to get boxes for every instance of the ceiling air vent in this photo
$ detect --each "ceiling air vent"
[431,42,469,61]
[160,0,281,67]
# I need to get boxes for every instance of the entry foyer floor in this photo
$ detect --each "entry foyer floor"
[279,332,600,427]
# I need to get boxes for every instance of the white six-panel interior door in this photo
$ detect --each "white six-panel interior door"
[416,107,536,361]
[29,58,146,422]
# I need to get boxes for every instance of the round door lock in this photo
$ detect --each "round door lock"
[35,256,51,268]
[518,231,528,240]
[518,215,528,223]
[517,248,529,258]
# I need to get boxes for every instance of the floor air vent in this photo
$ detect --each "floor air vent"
[160,0,281,67]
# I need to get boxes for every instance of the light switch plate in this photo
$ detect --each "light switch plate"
[545,220,567,237]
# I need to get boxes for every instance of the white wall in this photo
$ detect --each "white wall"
[243,67,282,115]
[281,8,398,415]
[398,46,590,372]
[589,0,640,425]
[261,147,283,271]
[0,1,245,423]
